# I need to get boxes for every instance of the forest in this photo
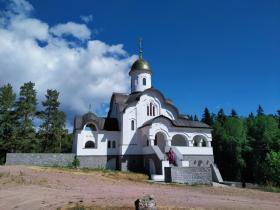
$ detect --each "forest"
[0,82,279,187]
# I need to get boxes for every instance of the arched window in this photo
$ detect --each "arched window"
[171,134,187,146]
[112,141,116,148]
[193,135,208,147]
[131,120,135,130]
[147,106,149,116]
[150,103,152,116]
[154,137,157,146]
[152,106,155,116]
[143,78,146,86]
[108,140,111,148]
[84,123,97,131]
[202,140,207,147]
[85,141,95,148]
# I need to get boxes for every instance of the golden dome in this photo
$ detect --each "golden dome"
[131,58,151,71]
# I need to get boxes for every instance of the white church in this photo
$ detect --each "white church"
[72,42,222,182]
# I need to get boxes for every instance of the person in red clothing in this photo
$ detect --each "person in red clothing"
[167,148,176,166]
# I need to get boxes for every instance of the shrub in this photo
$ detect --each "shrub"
[263,151,280,186]
[72,155,80,169]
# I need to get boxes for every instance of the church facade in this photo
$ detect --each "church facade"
[72,46,219,182]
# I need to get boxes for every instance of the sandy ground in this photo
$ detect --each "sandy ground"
[0,166,279,210]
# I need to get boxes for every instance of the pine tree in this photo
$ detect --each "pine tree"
[277,110,280,128]
[231,109,238,118]
[39,89,66,153]
[248,112,254,118]
[201,108,213,126]
[194,114,199,121]
[217,108,226,125]
[15,82,38,152]
[0,84,17,162]
[257,105,264,116]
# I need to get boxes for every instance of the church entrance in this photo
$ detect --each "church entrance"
[155,132,166,154]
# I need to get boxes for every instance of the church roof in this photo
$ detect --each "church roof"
[122,88,180,117]
[129,38,152,76]
[129,58,152,76]
[141,115,211,129]
[73,112,119,131]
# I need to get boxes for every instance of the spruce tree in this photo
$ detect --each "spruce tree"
[217,108,226,125]
[15,82,38,152]
[0,84,17,162]
[257,105,264,116]
[194,114,198,121]
[231,109,238,118]
[201,108,213,125]
[277,110,280,128]
[39,89,66,153]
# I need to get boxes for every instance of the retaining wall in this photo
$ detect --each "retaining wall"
[6,153,75,167]
[164,166,212,184]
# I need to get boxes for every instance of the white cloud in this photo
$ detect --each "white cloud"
[50,21,91,41]
[7,0,33,16]
[0,0,136,121]
[9,17,49,40]
[80,15,93,23]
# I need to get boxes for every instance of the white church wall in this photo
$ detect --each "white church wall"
[176,147,213,155]
[75,130,120,156]
[121,92,178,155]
[130,72,152,92]
[121,106,143,154]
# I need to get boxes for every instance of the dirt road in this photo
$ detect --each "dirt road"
[0,165,279,210]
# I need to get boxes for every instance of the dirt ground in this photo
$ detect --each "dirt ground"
[0,166,279,210]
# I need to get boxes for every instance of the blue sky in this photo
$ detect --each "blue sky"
[0,0,279,122]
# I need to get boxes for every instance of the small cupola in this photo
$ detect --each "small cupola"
[130,39,152,93]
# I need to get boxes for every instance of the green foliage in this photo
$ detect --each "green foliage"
[0,84,17,163]
[263,151,280,186]
[212,112,251,181]
[39,89,67,153]
[0,83,72,163]
[71,156,80,168]
[15,82,38,152]
[212,106,280,186]
[201,107,213,126]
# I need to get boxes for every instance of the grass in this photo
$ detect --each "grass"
[256,184,280,193]
[0,171,26,185]
[29,166,149,182]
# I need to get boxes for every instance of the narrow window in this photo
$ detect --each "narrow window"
[150,103,152,116]
[154,136,157,145]
[147,106,149,116]
[131,120,135,130]
[108,140,111,148]
[153,106,155,116]
[146,139,149,146]
[143,78,146,86]
[112,141,116,148]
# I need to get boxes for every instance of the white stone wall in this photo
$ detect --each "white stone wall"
[75,129,120,156]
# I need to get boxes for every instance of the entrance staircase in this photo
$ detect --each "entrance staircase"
[149,146,223,183]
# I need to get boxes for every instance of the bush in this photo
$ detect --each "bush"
[263,151,280,186]
[71,155,80,169]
